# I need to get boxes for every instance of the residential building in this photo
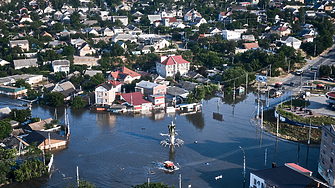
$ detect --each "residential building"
[101,27,114,36]
[222,30,242,40]
[54,10,63,20]
[251,164,327,188]
[166,86,189,99]
[9,40,29,51]
[77,43,96,56]
[120,92,152,111]
[319,125,335,186]
[124,25,142,35]
[113,26,124,34]
[20,15,33,23]
[0,59,10,66]
[0,85,27,97]
[13,58,38,70]
[150,38,170,50]
[28,118,54,131]
[148,15,161,24]
[156,54,190,78]
[242,35,255,41]
[244,42,260,50]
[107,66,141,83]
[52,60,70,73]
[115,3,131,12]
[279,36,302,49]
[112,16,128,26]
[95,80,121,105]
[82,20,98,26]
[184,9,201,22]
[270,26,291,37]
[191,17,207,27]
[218,12,233,21]
[162,17,178,27]
[149,94,165,109]
[208,27,222,35]
[24,130,67,150]
[135,80,167,96]
[51,81,81,100]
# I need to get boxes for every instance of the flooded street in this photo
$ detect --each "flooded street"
[1,90,320,188]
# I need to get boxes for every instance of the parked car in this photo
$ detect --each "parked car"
[290,82,295,86]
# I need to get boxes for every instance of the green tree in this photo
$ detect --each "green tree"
[10,108,32,123]
[47,92,64,107]
[0,148,17,184]
[65,178,97,188]
[0,120,11,139]
[15,79,31,89]
[70,96,87,109]
[62,45,76,57]
[70,12,81,29]
[110,44,125,56]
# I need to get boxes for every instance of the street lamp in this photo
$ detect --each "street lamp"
[239,146,246,185]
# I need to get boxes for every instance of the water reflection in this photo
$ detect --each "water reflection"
[185,112,205,130]
[96,112,116,128]
[149,110,165,121]
[169,146,175,161]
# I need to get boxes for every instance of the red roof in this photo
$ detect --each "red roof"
[278,26,287,31]
[109,80,121,87]
[160,55,190,65]
[110,66,141,79]
[244,42,259,50]
[220,12,232,16]
[163,17,177,23]
[327,91,335,98]
[121,92,151,106]
[285,163,312,173]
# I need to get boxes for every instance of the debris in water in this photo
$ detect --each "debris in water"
[142,128,145,130]
[205,163,209,165]
[194,141,198,144]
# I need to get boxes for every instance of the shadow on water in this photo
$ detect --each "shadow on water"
[185,112,205,130]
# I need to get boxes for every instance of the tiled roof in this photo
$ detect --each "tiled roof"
[244,42,259,50]
[160,55,190,65]
[121,92,151,106]
[111,66,141,79]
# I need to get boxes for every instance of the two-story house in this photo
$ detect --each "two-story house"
[9,40,29,51]
[95,80,121,106]
[101,27,114,36]
[222,30,242,40]
[52,60,70,73]
[135,80,167,96]
[112,16,128,26]
[270,26,291,37]
[107,66,141,83]
[77,43,96,56]
[156,55,190,78]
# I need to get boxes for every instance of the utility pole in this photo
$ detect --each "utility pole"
[261,104,263,129]
[288,60,290,73]
[269,64,271,78]
[246,73,248,95]
[314,43,316,57]
[264,148,267,167]
[239,146,246,184]
[277,111,279,137]
[48,132,51,152]
[300,73,302,92]
[308,118,311,145]
[179,172,182,188]
[257,81,260,119]
[77,166,79,187]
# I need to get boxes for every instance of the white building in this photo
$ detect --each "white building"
[112,16,128,26]
[52,60,70,73]
[222,30,242,40]
[156,55,190,78]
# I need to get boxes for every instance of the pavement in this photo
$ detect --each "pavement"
[307,96,335,117]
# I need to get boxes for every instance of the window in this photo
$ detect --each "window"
[323,150,326,155]
[333,139,335,145]
[325,133,328,138]
[261,183,264,188]
[105,99,107,102]
[105,93,107,96]
[324,141,327,147]
[332,149,334,155]
[254,179,256,185]
[331,157,333,163]
[322,157,325,164]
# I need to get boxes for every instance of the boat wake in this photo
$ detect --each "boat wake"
[152,162,179,172]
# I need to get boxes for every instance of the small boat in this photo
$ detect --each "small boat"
[163,161,179,172]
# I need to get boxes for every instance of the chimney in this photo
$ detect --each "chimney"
[272,163,276,168]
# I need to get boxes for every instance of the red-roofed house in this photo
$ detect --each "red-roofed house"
[162,17,178,27]
[270,26,291,37]
[120,92,152,111]
[156,54,191,78]
[95,80,122,105]
[218,12,232,21]
[107,66,141,83]
[244,42,260,50]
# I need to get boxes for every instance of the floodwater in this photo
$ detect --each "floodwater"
[1,89,320,188]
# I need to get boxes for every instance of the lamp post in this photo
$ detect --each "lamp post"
[239,146,246,185]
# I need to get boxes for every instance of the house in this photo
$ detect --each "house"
[148,94,165,109]
[242,35,255,42]
[82,20,98,26]
[218,12,232,21]
[318,125,335,186]
[166,86,189,99]
[305,11,316,17]
[84,70,102,77]
[251,164,327,188]
[172,22,186,29]
[28,118,54,131]
[0,85,27,97]
[9,40,29,51]
[115,3,131,12]
[279,36,302,49]
[222,30,242,40]
[303,35,314,43]
[124,25,142,35]
[0,107,11,119]
[112,16,128,26]
[177,81,198,91]
[40,31,52,38]
[325,5,333,11]
[20,15,33,23]
[113,26,124,34]
[184,9,202,22]
[191,17,207,27]
[297,29,316,38]
[135,80,167,96]
[270,26,291,37]
[51,81,81,100]
[112,34,137,43]
[82,27,99,35]
[229,6,248,12]
[54,10,63,20]
[107,66,141,83]
[156,54,190,78]
[95,80,121,105]
[13,58,38,70]
[162,17,178,27]
[244,42,260,50]
[24,130,67,150]
[1,135,29,151]
[120,92,152,111]
[148,15,161,24]
[257,14,267,23]
[101,27,114,36]
[52,60,70,73]
[139,45,155,54]
[0,58,10,66]
[159,10,175,18]
[150,38,170,49]
[44,6,55,14]
[77,42,96,56]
